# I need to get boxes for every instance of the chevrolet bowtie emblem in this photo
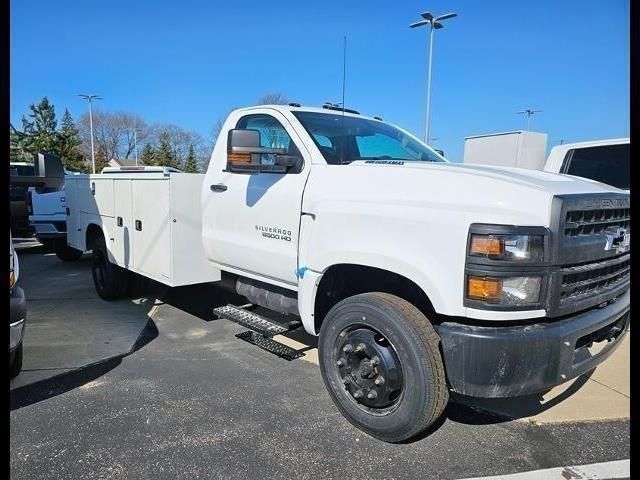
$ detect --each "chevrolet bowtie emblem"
[604,227,630,253]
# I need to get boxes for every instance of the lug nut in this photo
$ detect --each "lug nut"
[355,343,367,354]
[343,344,353,353]
[343,376,351,385]
[367,390,377,400]
[353,389,364,399]
[374,376,385,386]
[337,358,345,367]
[370,356,380,366]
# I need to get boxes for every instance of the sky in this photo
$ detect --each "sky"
[10,0,630,162]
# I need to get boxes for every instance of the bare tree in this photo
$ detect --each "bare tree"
[152,123,208,169]
[120,113,150,159]
[258,92,290,105]
[76,107,213,171]
[78,110,149,161]
[210,107,238,144]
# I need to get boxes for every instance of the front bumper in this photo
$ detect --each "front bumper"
[10,286,26,353]
[436,289,629,398]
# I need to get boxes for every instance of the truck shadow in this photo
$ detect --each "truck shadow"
[448,371,593,423]
[157,282,599,435]
[10,318,159,411]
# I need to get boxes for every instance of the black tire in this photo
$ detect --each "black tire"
[54,239,84,261]
[318,292,448,443]
[91,235,128,300]
[10,344,23,379]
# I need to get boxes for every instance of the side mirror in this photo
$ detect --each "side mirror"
[435,149,445,157]
[227,129,301,174]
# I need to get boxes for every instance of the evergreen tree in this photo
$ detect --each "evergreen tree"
[21,97,60,155]
[94,146,109,173]
[58,109,86,171]
[183,144,199,172]
[10,124,29,162]
[140,143,156,165]
[156,132,179,168]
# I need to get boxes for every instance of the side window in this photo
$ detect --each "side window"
[235,114,300,167]
[230,114,303,172]
[237,114,291,149]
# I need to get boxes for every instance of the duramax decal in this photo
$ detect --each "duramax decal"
[255,224,292,242]
[364,160,405,165]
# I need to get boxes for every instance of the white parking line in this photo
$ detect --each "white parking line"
[458,459,629,480]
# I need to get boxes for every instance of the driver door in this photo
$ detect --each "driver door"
[205,110,310,287]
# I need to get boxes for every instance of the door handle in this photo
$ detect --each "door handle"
[135,220,142,231]
[66,207,70,216]
[117,216,123,227]
[210,183,227,192]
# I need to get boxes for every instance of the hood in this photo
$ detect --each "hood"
[303,160,626,230]
[349,160,623,196]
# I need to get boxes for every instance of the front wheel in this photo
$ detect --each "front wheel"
[91,235,128,300]
[318,292,448,443]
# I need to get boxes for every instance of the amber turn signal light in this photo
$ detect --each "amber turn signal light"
[228,152,251,164]
[467,277,502,302]
[469,235,504,256]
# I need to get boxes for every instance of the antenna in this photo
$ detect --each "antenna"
[340,35,347,165]
[516,108,543,130]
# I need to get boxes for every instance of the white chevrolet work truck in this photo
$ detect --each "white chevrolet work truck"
[64,104,630,442]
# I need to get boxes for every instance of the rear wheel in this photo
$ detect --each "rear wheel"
[91,235,128,300]
[318,292,448,443]
[54,238,83,261]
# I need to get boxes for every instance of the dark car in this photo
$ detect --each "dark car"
[10,238,26,378]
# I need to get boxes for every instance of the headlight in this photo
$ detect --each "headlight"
[465,224,549,311]
[467,276,542,306]
[469,233,544,262]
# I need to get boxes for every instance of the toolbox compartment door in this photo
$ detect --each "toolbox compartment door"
[131,179,171,281]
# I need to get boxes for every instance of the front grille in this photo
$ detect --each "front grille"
[548,193,631,316]
[564,207,630,236]
[560,253,630,303]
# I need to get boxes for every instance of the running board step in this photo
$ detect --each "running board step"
[213,304,301,337]
[235,331,305,361]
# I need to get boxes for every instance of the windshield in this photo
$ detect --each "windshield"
[292,112,446,165]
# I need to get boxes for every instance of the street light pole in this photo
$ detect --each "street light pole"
[130,128,139,165]
[411,11,457,144]
[425,23,435,145]
[78,94,102,173]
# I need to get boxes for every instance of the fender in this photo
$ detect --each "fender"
[297,269,323,335]
[297,210,452,324]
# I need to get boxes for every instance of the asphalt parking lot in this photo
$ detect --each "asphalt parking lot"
[10,240,630,480]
